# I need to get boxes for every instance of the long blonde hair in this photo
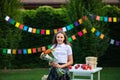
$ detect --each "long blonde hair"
[52,31,71,48]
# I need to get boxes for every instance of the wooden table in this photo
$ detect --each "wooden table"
[69,64,102,80]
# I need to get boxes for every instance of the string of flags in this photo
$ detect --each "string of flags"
[1,28,87,54]
[2,26,120,55]
[89,14,120,22]
[2,14,120,55]
[5,16,83,35]
[5,14,120,36]
[91,27,120,46]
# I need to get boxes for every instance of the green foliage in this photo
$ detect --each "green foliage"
[102,5,120,40]
[11,6,70,68]
[0,0,22,69]
[20,6,69,48]
[1,2,120,68]
[66,0,109,63]
[99,5,120,67]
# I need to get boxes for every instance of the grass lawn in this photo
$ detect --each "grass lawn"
[0,68,49,80]
[0,67,120,80]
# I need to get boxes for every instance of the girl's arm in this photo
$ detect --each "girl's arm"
[61,54,73,68]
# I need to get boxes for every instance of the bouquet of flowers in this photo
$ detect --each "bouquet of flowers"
[40,49,56,62]
[40,49,65,77]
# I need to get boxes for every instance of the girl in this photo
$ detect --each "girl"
[47,31,73,80]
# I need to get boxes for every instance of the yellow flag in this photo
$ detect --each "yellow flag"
[54,29,57,34]
[12,49,16,54]
[78,19,82,24]
[113,17,117,22]
[91,27,96,33]
[15,22,20,28]
[28,49,32,54]
[46,30,50,35]
[82,28,87,34]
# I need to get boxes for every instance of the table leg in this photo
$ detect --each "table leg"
[91,74,93,80]
[98,71,100,80]
[72,72,74,80]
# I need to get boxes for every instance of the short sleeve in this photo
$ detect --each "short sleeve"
[67,45,72,55]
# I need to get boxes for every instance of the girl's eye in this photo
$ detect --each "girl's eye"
[57,36,63,38]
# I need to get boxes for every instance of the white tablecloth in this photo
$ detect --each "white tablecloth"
[69,64,102,80]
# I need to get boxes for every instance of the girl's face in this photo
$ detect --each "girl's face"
[56,33,65,44]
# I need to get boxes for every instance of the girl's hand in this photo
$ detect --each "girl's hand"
[51,62,63,68]
[40,52,44,59]
[49,62,64,68]
[49,62,58,67]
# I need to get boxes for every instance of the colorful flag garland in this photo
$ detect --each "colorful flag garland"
[1,28,88,54]
[2,14,120,55]
[5,16,84,35]
[89,14,120,22]
[2,26,120,55]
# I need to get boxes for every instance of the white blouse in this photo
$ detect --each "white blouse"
[51,43,72,63]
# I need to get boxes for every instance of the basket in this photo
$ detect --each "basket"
[85,56,98,69]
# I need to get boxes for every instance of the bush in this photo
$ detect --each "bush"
[12,6,70,68]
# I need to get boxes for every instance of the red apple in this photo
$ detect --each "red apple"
[68,66,72,69]
[77,64,80,67]
[81,64,92,70]
[87,65,92,70]
[75,65,79,69]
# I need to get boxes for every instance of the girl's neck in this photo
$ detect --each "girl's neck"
[58,43,64,45]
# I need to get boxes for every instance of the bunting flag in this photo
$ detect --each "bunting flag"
[12,49,17,54]
[82,28,87,34]
[23,49,27,54]
[28,49,32,54]
[78,19,82,24]
[78,31,83,37]
[68,37,72,42]
[95,31,101,37]
[37,48,41,52]
[91,27,96,33]
[3,49,7,54]
[71,35,76,40]
[4,16,84,35]
[1,28,88,55]
[96,16,100,21]
[62,27,67,32]
[115,41,120,46]
[18,49,22,54]
[74,21,79,26]
[100,34,104,39]
[89,14,120,23]
[1,26,120,55]
[91,27,120,46]
[7,49,11,54]
[2,15,120,55]
[108,17,112,22]
[32,48,37,53]
[110,39,115,44]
